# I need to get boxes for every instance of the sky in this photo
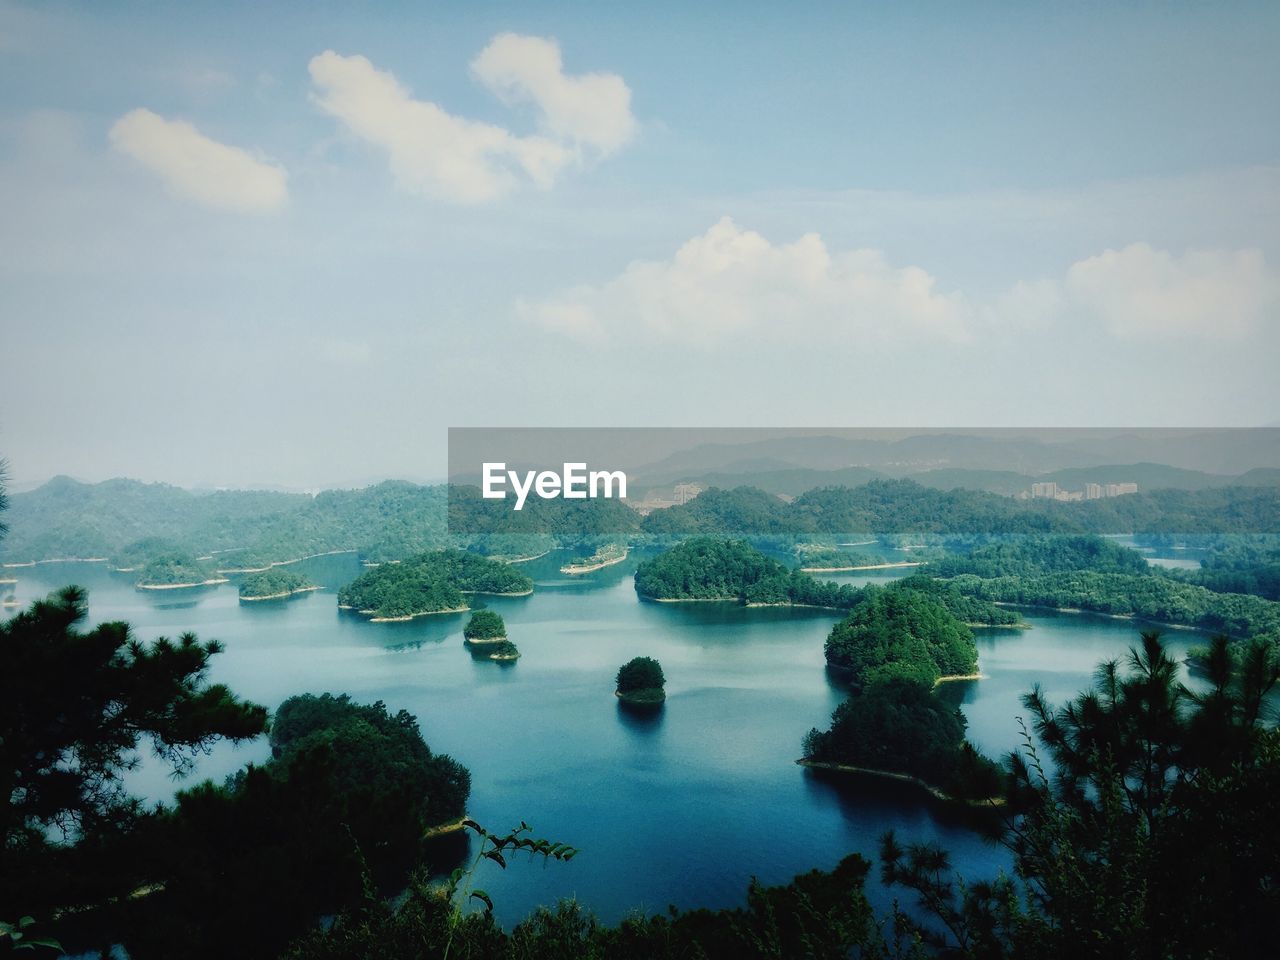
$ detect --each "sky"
[1,0,1278,489]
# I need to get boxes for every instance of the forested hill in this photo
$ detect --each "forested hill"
[640,480,1280,536]
[7,475,1277,570]
[0,477,448,568]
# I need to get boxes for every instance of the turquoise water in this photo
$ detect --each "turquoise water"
[5,553,1198,926]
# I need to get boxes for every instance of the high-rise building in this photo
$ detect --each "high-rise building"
[1031,481,1059,499]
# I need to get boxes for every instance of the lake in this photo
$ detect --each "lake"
[5,552,1200,927]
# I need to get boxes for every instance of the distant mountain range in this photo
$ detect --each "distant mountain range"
[625,431,1280,496]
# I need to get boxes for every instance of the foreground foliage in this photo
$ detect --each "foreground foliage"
[881,632,1280,959]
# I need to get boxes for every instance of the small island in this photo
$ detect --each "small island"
[561,543,629,575]
[462,610,508,645]
[634,538,860,609]
[485,639,521,662]
[795,544,894,572]
[800,677,1003,803]
[804,586,1001,802]
[823,586,978,686]
[239,568,320,602]
[338,549,533,621]
[135,554,228,590]
[615,656,666,706]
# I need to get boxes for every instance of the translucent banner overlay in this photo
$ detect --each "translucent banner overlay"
[446,427,1280,537]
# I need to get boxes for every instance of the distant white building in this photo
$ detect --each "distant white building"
[1026,479,1137,500]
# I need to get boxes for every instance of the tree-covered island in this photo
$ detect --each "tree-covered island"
[462,609,507,644]
[485,639,521,661]
[238,568,319,601]
[135,554,228,589]
[794,544,894,571]
[615,656,666,705]
[823,586,980,687]
[804,587,999,800]
[634,537,861,608]
[338,550,533,621]
[634,538,1022,626]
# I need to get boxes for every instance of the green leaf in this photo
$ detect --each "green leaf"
[469,890,494,914]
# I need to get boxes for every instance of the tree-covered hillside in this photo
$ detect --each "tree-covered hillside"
[640,479,1280,537]
[0,476,309,563]
[0,477,449,568]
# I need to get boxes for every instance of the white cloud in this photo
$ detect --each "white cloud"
[308,50,571,203]
[470,33,636,155]
[109,108,287,213]
[1065,242,1275,338]
[308,36,635,204]
[521,220,1278,348]
[519,217,972,345]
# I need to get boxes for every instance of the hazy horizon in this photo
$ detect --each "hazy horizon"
[3,1,1278,489]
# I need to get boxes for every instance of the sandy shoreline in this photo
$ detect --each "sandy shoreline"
[422,816,468,839]
[933,672,985,687]
[801,561,923,573]
[561,547,629,575]
[503,550,551,564]
[363,605,470,623]
[240,585,323,602]
[218,549,358,574]
[136,578,229,591]
[795,758,1003,807]
[993,601,1204,635]
[3,557,107,568]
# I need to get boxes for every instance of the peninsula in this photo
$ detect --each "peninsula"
[561,543,628,575]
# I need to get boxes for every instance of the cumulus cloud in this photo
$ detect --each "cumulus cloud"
[109,108,287,213]
[521,220,1278,348]
[470,33,636,155]
[519,217,971,345]
[1065,242,1275,338]
[308,50,570,204]
[309,36,635,203]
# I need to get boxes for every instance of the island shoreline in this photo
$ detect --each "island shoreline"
[239,586,323,602]
[561,547,629,575]
[795,758,1003,807]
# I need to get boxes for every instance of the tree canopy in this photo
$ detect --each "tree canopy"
[823,585,978,686]
[616,656,665,695]
[0,586,267,912]
[463,609,507,640]
[338,550,533,619]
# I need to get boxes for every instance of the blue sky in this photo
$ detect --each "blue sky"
[1,1,1278,487]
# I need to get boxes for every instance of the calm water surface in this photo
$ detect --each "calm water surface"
[6,552,1199,926]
